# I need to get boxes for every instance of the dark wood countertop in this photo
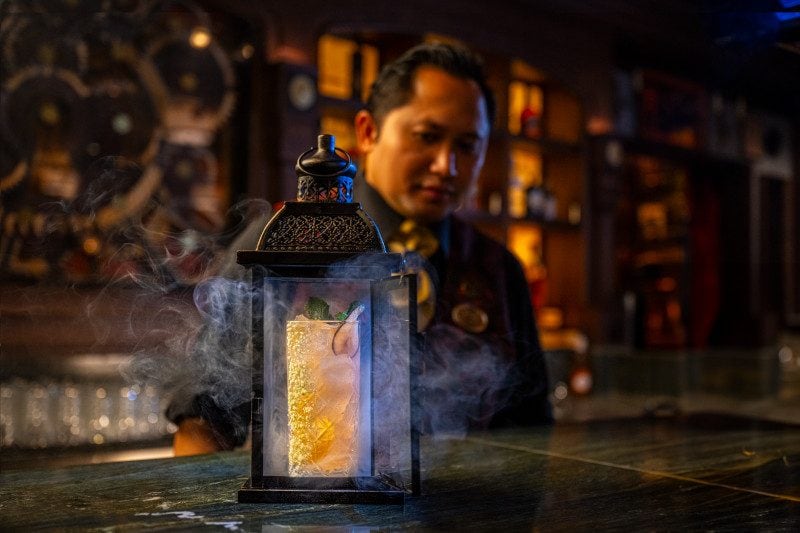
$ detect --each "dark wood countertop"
[2,414,798,530]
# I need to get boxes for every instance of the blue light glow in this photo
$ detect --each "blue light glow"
[775,11,800,22]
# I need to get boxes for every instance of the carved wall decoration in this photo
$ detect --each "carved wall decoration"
[0,0,249,285]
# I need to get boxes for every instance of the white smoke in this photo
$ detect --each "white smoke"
[106,203,271,426]
[420,323,514,436]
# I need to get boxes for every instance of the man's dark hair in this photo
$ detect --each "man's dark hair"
[365,41,496,128]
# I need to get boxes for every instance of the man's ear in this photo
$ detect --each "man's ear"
[354,109,378,154]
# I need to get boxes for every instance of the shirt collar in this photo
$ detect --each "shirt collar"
[354,169,450,254]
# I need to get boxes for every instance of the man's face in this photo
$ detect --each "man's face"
[356,66,490,224]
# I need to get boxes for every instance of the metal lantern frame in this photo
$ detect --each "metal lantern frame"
[236,135,420,504]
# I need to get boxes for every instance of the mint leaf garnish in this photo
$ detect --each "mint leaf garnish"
[304,296,332,320]
[303,298,362,321]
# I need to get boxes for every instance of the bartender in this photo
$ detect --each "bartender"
[171,41,552,455]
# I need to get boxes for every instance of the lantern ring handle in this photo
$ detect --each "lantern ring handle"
[296,147,353,178]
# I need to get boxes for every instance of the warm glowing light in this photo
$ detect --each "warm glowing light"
[271,44,309,64]
[39,102,60,125]
[318,35,356,100]
[189,27,211,49]
[538,307,564,330]
[82,237,100,255]
[570,367,593,395]
[666,299,682,321]
[108,447,172,462]
[655,276,677,293]
[508,224,543,275]
[240,43,254,60]
[586,115,613,135]
[508,148,543,218]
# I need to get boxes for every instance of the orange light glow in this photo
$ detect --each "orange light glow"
[189,27,211,49]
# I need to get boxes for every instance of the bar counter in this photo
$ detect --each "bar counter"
[2,414,798,530]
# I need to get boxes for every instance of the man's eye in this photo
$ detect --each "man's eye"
[456,139,479,154]
[413,131,440,144]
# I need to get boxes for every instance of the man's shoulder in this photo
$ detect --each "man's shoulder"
[451,215,515,256]
[449,215,525,276]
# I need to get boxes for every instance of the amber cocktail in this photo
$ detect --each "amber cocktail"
[286,315,361,476]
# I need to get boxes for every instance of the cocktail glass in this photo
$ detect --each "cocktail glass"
[286,318,361,476]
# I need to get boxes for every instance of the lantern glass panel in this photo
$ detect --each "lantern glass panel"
[371,274,417,491]
[259,274,416,491]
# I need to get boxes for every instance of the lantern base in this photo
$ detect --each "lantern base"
[238,476,406,505]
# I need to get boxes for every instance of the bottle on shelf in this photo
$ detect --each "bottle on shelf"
[525,184,557,221]
[520,106,542,139]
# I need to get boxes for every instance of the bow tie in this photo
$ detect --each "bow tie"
[387,219,439,258]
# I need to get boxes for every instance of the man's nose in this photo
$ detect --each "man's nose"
[430,144,457,177]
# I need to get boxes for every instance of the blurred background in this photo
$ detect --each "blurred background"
[1,0,799,469]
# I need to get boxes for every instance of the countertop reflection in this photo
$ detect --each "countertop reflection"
[2,414,798,530]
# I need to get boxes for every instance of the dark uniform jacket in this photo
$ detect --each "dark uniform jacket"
[357,176,552,431]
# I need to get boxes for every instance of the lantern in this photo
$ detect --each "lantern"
[236,134,420,504]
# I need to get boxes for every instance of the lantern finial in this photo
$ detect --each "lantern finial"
[295,134,356,203]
